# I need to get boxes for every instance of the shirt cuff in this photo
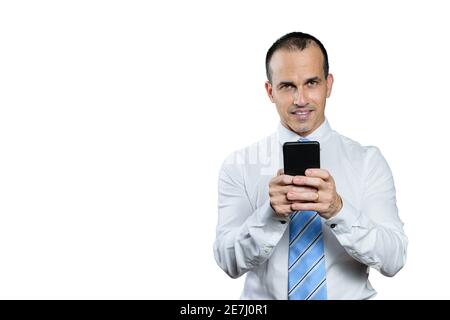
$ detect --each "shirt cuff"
[324,196,360,235]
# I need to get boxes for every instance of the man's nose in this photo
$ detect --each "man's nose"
[293,89,308,107]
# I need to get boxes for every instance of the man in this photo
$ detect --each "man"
[213,32,408,300]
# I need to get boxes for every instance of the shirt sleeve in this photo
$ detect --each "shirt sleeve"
[213,159,288,279]
[324,147,408,277]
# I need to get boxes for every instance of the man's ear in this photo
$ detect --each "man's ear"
[326,74,334,98]
[265,81,275,103]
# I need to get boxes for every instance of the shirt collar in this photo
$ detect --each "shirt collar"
[277,118,332,145]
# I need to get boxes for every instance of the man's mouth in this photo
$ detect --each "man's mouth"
[291,109,313,121]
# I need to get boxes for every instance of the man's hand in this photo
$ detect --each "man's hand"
[269,169,318,218]
[287,168,343,219]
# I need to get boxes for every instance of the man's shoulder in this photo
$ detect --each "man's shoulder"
[332,130,384,162]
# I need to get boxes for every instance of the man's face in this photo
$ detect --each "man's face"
[265,45,334,137]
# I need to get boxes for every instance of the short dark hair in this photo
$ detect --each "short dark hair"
[265,32,329,83]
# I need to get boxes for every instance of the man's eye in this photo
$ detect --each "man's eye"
[307,81,318,87]
[281,84,293,89]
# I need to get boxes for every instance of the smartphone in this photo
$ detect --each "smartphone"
[283,141,320,176]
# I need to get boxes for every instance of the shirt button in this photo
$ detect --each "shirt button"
[330,224,337,229]
[280,220,286,224]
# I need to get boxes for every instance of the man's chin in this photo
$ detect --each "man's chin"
[295,128,312,136]
[288,123,312,136]
[287,117,325,136]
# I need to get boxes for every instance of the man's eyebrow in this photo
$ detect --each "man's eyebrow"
[277,77,322,88]
[277,81,296,88]
[305,76,322,83]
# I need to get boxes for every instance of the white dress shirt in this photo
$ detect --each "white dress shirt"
[213,119,408,300]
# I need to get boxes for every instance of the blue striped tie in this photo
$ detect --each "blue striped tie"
[288,138,327,300]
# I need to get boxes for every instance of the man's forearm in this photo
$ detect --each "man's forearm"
[325,197,408,276]
[214,200,288,278]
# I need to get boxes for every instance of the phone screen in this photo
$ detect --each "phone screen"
[283,141,320,176]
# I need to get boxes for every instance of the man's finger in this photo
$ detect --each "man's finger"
[278,173,293,186]
[289,186,317,194]
[305,168,331,181]
[292,175,323,189]
[286,191,319,202]
[291,202,323,212]
[277,168,284,176]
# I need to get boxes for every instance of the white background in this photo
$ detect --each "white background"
[0,0,449,299]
